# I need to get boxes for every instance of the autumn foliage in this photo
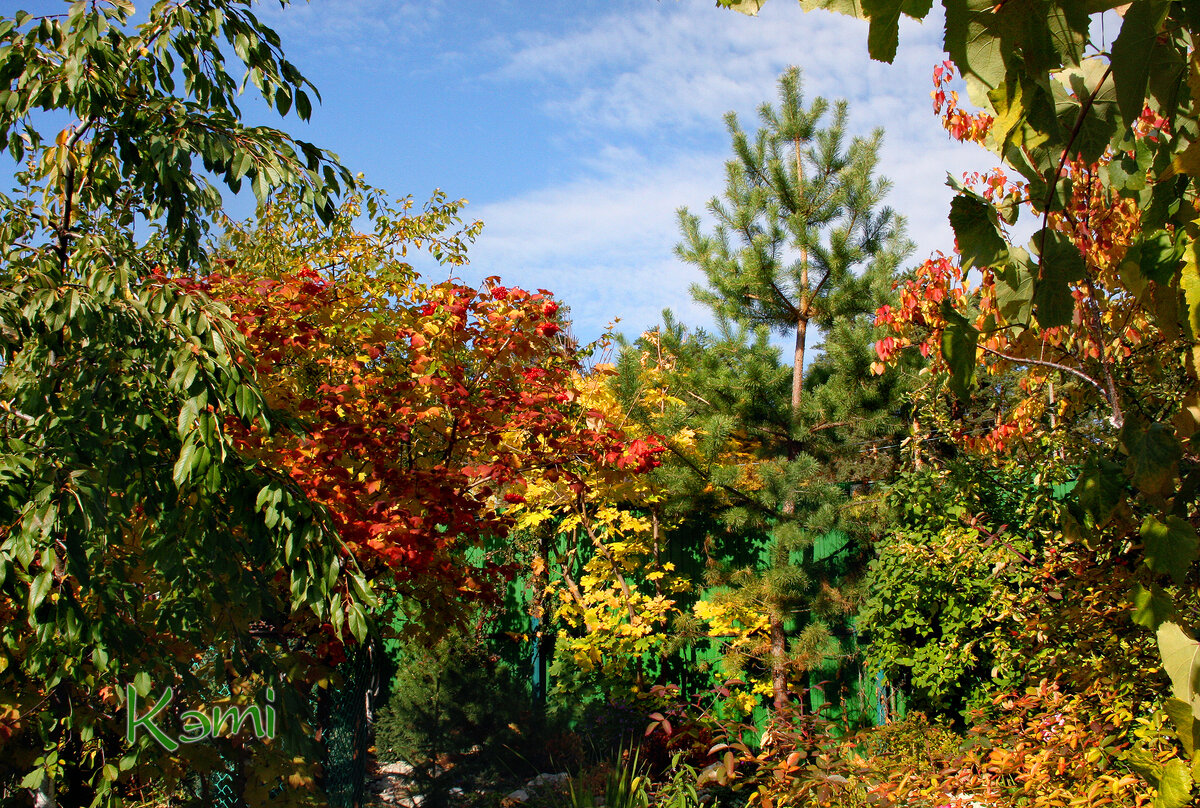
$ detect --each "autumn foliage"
[182,266,664,634]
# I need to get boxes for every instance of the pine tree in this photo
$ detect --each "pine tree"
[677,66,910,425]
[670,67,912,711]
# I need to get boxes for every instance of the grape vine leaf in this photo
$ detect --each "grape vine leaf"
[1123,420,1183,495]
[1111,0,1171,128]
[1143,515,1200,585]
[949,193,1009,270]
[1158,621,1200,718]
[1133,583,1176,630]
[1076,457,1124,528]
[1032,228,1085,328]
[1156,759,1194,808]
[940,301,979,401]
[1165,697,1200,758]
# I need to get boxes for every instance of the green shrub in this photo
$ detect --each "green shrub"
[375,629,580,805]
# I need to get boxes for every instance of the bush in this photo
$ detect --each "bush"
[375,629,581,806]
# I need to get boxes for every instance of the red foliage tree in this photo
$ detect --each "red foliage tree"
[189,267,663,638]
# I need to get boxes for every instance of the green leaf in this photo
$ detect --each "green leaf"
[349,572,376,608]
[19,767,45,789]
[994,250,1034,325]
[901,0,933,17]
[1182,237,1200,353]
[172,437,197,488]
[1109,141,1150,194]
[1111,0,1170,128]
[1061,58,1121,163]
[347,602,367,642]
[1132,583,1175,629]
[1165,698,1200,757]
[1118,243,1147,297]
[133,671,152,697]
[1155,758,1193,808]
[1032,228,1085,328]
[1145,34,1187,126]
[1044,1,1089,70]
[28,570,51,613]
[862,0,903,61]
[799,0,866,15]
[1158,621,1200,717]
[940,302,979,401]
[231,151,253,180]
[988,78,1030,154]
[1076,457,1124,527]
[1164,130,1200,179]
[235,382,256,420]
[718,0,769,13]
[1138,230,1182,284]
[1143,515,1199,585]
[949,193,1008,269]
[295,89,312,120]
[1123,420,1182,495]
[999,0,1059,77]
[944,0,1007,104]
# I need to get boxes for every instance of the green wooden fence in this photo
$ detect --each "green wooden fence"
[486,520,904,732]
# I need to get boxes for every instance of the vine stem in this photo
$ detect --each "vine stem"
[1037,64,1113,270]
[980,345,1122,427]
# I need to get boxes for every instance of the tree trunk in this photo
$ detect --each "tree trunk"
[771,136,811,711]
[792,317,807,414]
[793,132,810,413]
[770,609,790,712]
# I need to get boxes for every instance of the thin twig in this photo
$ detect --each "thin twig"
[979,345,1121,426]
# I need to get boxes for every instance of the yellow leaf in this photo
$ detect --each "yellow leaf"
[1174,391,1200,439]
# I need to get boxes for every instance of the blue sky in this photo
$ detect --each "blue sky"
[31,0,1006,345]
[240,0,1008,344]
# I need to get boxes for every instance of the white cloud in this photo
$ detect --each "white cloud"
[460,150,724,337]
[467,1,1003,340]
[493,1,945,140]
[250,0,443,60]
[248,0,1007,344]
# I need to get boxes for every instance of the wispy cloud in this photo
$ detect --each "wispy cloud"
[469,1,1001,339]
[250,0,1004,343]
[493,1,943,139]
[250,0,444,61]
[461,149,722,337]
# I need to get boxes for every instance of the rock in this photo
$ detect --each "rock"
[507,789,531,802]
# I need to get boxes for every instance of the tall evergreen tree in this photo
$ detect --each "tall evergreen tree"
[667,67,912,711]
[677,66,910,424]
[616,311,912,716]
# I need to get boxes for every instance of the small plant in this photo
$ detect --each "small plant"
[652,753,705,808]
[855,712,961,770]
[561,746,650,808]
